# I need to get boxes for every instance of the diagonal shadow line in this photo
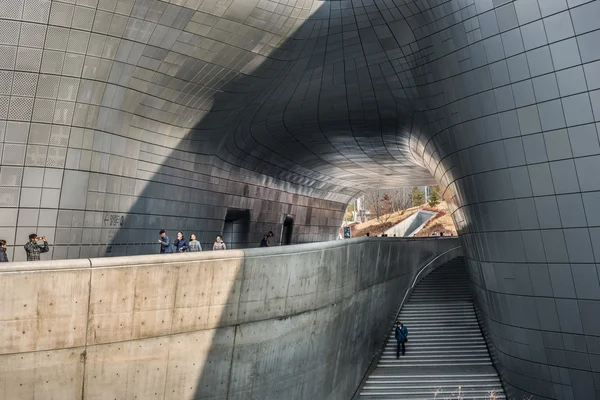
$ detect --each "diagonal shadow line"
[77,1,439,399]
[99,0,435,258]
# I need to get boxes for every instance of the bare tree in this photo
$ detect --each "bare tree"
[364,190,383,221]
[388,188,412,214]
[363,190,397,223]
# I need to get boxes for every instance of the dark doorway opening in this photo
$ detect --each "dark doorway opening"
[222,209,251,249]
[281,215,294,245]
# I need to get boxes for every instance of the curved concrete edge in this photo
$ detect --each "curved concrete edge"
[89,249,246,268]
[0,237,457,271]
[0,237,460,400]
[0,258,91,272]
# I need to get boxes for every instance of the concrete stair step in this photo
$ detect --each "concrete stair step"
[399,313,476,324]
[399,309,475,312]
[363,383,503,390]
[368,374,499,379]
[411,298,472,303]
[400,308,474,313]
[413,282,470,286]
[384,340,485,345]
[360,395,505,399]
[411,289,470,292]
[395,317,478,322]
[400,306,474,311]
[378,365,495,369]
[366,378,501,384]
[396,318,478,323]
[410,293,470,296]
[388,326,479,332]
[359,258,505,399]
[383,345,488,351]
[398,316,477,320]
[387,331,483,337]
[398,314,476,318]
[394,319,479,325]
[378,362,493,367]
[362,387,504,393]
[410,291,470,295]
[360,388,506,400]
[410,296,470,303]
[415,285,470,288]
[380,355,490,360]
[382,348,489,354]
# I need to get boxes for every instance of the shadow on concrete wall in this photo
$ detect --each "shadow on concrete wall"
[162,6,430,397]
[97,2,433,398]
[104,0,430,258]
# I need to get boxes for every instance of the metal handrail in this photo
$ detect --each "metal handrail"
[393,245,462,322]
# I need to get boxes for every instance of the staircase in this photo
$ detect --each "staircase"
[359,257,505,399]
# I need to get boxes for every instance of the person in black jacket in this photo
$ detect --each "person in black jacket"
[260,234,268,247]
[0,239,8,262]
[395,321,408,358]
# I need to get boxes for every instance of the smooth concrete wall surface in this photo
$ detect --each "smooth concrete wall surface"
[385,210,438,238]
[0,237,459,400]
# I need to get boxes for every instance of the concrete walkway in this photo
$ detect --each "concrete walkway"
[359,258,506,399]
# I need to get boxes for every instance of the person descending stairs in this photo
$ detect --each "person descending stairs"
[359,257,506,399]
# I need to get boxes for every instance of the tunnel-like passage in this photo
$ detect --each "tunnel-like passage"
[1,0,600,398]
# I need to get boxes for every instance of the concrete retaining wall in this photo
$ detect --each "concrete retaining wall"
[384,210,437,237]
[0,237,459,400]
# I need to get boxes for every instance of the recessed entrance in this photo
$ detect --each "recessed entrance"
[222,209,251,249]
[281,215,294,245]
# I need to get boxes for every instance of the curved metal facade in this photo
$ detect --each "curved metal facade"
[1,0,600,398]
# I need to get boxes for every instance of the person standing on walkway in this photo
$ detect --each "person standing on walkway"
[158,230,173,254]
[0,240,8,262]
[213,235,226,250]
[188,234,202,252]
[395,321,408,358]
[24,234,49,261]
[174,231,188,253]
[260,234,268,247]
[266,231,276,247]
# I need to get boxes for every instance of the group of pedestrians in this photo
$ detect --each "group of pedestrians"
[0,233,50,262]
[158,230,232,253]
[1,229,277,262]
[159,229,210,253]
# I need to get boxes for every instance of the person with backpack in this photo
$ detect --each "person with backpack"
[395,321,408,358]
[158,230,173,253]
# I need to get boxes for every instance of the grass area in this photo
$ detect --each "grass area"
[414,202,457,237]
[349,201,457,237]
